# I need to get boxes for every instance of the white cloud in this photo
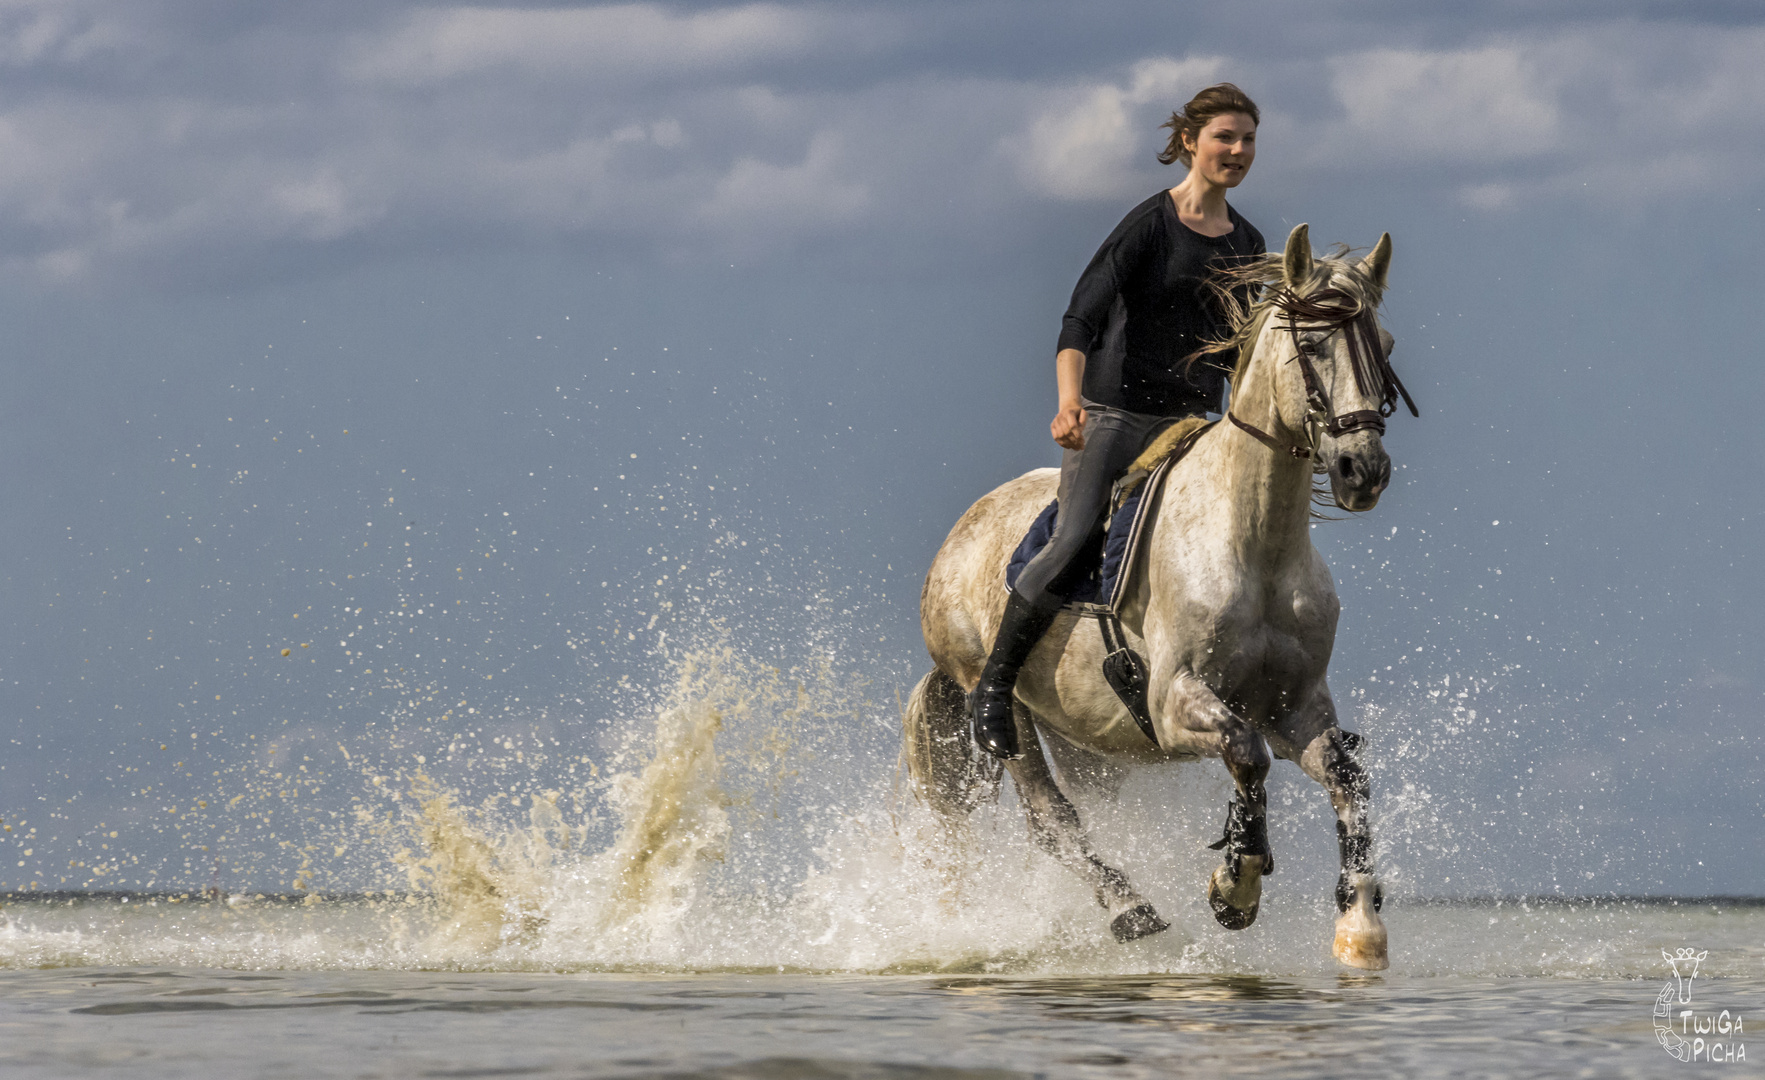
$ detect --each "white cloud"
[701,131,869,238]
[266,171,386,242]
[1014,56,1224,200]
[346,3,822,85]
[1313,27,1765,208]
[1329,45,1560,164]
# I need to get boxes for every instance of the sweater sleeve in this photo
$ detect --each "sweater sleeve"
[1057,205,1155,356]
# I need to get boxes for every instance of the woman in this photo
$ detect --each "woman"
[972,83,1268,759]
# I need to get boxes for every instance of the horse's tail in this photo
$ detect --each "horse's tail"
[901,668,1001,820]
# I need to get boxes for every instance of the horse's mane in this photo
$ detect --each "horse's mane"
[1205,244,1385,390]
[1116,248,1388,510]
[1201,246,1388,519]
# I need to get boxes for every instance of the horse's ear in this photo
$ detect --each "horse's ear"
[1282,223,1312,288]
[1362,232,1392,290]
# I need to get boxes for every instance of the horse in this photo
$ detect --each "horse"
[904,224,1413,970]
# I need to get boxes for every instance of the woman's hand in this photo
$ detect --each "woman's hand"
[1053,348,1088,449]
[1051,403,1087,450]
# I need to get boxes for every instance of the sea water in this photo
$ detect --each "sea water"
[0,904,1759,1079]
[2,646,1760,1077]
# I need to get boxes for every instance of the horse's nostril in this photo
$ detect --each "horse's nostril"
[1337,455,1357,481]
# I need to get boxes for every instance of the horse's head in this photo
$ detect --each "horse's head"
[1274,224,1412,512]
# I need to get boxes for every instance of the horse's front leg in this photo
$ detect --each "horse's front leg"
[1153,669,1272,930]
[1270,693,1389,971]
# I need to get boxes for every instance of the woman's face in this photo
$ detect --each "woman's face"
[1187,112,1256,188]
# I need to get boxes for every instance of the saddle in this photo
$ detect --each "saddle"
[1002,419,1215,743]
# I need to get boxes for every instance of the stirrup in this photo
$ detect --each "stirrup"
[1097,613,1157,745]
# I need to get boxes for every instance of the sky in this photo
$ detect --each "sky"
[0,0,1761,898]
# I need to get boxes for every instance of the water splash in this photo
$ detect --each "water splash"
[3,636,1756,979]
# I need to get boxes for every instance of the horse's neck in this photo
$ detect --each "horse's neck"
[1211,349,1316,559]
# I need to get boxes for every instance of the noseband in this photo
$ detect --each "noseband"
[1228,287,1419,461]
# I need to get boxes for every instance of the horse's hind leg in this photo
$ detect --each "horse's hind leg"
[1040,726,1132,803]
[1006,705,1168,943]
[902,668,1001,821]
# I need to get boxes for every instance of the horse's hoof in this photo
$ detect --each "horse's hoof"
[1332,920,1389,970]
[1110,903,1169,943]
[1207,858,1263,930]
[1332,873,1389,970]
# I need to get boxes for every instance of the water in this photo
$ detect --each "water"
[4,646,1761,1075]
[0,899,1760,1078]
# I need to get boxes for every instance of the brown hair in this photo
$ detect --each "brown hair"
[1158,83,1260,167]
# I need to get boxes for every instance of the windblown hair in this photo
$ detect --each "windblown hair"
[1158,83,1260,167]
[1205,246,1384,390]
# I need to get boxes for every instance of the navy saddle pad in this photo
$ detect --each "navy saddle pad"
[1003,484,1147,609]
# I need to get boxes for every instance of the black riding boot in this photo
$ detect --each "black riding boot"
[970,589,1061,759]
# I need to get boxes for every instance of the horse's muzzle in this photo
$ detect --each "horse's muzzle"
[1328,439,1391,513]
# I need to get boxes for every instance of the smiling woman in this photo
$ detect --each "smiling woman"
[1156,82,1261,171]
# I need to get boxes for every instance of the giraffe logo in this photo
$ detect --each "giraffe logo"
[1655,947,1746,1063]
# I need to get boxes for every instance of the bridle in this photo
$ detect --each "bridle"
[1227,286,1419,461]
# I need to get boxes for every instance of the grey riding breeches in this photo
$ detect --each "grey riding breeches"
[1012,401,1185,606]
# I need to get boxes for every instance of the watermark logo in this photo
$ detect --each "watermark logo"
[1656,948,1745,1063]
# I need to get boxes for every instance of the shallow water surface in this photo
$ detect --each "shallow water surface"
[2,966,1756,1079]
[2,898,1759,1078]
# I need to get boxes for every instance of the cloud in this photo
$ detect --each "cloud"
[1013,57,1225,200]
[345,3,824,85]
[702,131,869,238]
[0,3,1761,286]
[1329,45,1560,164]
[0,2,128,67]
[1313,27,1765,208]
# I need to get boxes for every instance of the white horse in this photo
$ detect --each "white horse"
[905,224,1411,969]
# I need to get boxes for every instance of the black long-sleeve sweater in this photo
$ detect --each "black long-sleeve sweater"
[1057,191,1265,416]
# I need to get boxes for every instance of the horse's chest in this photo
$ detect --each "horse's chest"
[1188,578,1332,709]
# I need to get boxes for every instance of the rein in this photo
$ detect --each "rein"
[1227,286,1419,460]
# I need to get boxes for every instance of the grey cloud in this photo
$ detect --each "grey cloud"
[341,3,826,85]
[0,3,127,66]
[0,3,1761,287]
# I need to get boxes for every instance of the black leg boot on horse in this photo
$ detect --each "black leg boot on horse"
[970,588,1062,759]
